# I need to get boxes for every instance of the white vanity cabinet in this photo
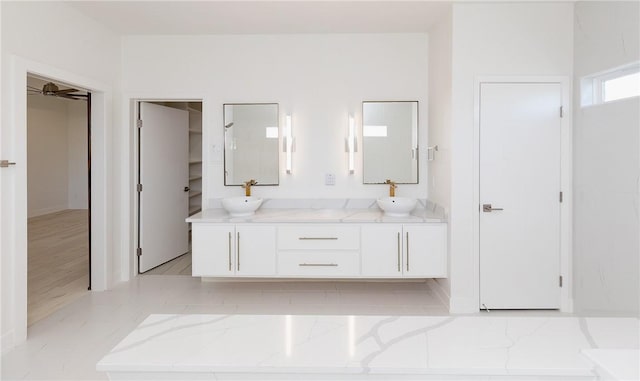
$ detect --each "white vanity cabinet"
[235,225,276,276]
[191,223,276,277]
[188,209,447,280]
[277,225,360,277]
[361,223,447,278]
[361,224,403,276]
[192,224,234,276]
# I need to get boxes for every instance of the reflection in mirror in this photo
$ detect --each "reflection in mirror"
[224,103,279,185]
[362,101,418,184]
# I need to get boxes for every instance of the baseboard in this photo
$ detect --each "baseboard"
[1,330,14,355]
[28,205,67,218]
[562,297,574,314]
[449,296,479,314]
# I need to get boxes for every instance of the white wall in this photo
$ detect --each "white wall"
[427,9,453,300]
[26,95,88,217]
[449,3,574,312]
[1,1,120,352]
[27,96,70,217]
[67,100,89,210]
[122,34,429,203]
[573,1,639,316]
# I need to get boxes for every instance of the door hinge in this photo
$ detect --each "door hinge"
[137,119,143,128]
[559,191,563,203]
[560,106,564,118]
[137,247,142,257]
[137,184,143,192]
[559,275,563,287]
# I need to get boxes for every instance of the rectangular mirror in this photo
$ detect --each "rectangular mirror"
[224,103,279,185]
[362,101,418,184]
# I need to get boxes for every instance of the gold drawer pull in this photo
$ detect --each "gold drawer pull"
[298,263,338,267]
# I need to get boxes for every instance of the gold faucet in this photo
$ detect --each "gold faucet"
[385,179,397,197]
[242,179,258,197]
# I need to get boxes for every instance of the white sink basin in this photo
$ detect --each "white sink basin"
[376,197,417,217]
[222,197,263,217]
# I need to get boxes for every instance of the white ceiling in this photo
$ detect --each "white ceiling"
[66,1,452,35]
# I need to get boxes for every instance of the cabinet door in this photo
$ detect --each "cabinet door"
[361,224,403,277]
[191,224,235,276]
[403,224,447,278]
[235,225,276,276]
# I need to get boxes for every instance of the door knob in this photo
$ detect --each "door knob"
[184,186,190,192]
[482,204,504,213]
[0,160,16,168]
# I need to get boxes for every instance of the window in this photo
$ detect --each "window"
[603,71,640,102]
[581,62,640,107]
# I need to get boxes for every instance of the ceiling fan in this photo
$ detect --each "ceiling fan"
[27,82,88,100]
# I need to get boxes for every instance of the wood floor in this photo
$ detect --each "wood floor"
[144,252,192,275]
[28,209,89,326]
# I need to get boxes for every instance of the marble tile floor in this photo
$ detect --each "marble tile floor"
[2,275,447,380]
[2,275,637,380]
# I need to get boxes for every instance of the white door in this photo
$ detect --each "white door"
[479,83,562,309]
[139,102,189,273]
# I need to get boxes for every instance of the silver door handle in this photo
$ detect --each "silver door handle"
[482,204,504,213]
[0,160,16,168]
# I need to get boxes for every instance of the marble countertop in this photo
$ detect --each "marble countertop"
[582,349,640,380]
[187,199,446,224]
[96,314,639,377]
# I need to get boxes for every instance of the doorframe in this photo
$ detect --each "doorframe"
[473,76,573,312]
[2,55,112,351]
[128,98,205,277]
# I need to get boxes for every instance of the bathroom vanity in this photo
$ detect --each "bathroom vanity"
[186,202,447,279]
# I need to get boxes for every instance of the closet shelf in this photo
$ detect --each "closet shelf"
[189,160,202,165]
[189,175,202,181]
[189,129,202,134]
[189,191,202,198]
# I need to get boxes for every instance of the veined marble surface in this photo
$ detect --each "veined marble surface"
[187,199,445,223]
[581,349,640,381]
[97,314,638,378]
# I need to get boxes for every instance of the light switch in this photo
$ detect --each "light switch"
[325,173,336,186]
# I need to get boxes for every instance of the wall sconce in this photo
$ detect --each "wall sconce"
[346,114,357,174]
[283,114,294,174]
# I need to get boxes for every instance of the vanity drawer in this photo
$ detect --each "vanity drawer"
[278,251,359,276]
[277,225,360,250]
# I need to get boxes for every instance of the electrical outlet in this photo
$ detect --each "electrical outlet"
[325,173,336,186]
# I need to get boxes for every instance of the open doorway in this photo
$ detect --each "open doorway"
[26,74,91,325]
[136,101,202,276]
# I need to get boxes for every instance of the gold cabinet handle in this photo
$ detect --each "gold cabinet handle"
[397,232,401,272]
